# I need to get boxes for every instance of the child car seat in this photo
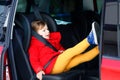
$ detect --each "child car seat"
[12,12,83,80]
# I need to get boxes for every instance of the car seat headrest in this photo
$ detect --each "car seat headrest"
[26,12,57,32]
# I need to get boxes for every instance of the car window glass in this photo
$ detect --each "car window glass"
[49,0,75,22]
[0,5,5,42]
[97,0,103,14]
[16,0,27,12]
[34,0,77,25]
[34,0,50,13]
[102,1,120,58]
[0,5,4,14]
[34,0,102,25]
[0,0,12,5]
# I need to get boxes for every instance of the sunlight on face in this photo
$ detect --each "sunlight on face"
[37,25,50,39]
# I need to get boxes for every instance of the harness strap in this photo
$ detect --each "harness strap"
[32,30,59,69]
[29,1,59,70]
[32,30,58,52]
[44,54,59,69]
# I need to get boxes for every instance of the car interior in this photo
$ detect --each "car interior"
[0,0,18,80]
[0,0,102,80]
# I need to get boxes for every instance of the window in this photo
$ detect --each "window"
[101,1,120,58]
[16,0,27,12]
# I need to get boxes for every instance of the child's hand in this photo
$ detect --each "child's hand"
[59,50,64,53]
[36,70,45,80]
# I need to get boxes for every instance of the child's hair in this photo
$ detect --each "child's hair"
[31,20,46,32]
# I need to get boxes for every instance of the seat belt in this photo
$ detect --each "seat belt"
[31,5,43,21]
[32,30,58,52]
[32,31,59,69]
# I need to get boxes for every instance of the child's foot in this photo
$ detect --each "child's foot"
[87,21,100,45]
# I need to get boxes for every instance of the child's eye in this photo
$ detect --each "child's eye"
[43,30,46,32]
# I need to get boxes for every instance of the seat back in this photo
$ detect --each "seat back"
[26,12,57,32]
[13,12,83,80]
[13,12,61,80]
[13,13,36,80]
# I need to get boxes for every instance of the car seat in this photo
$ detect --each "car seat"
[11,12,83,80]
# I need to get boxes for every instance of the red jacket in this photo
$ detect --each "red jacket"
[28,32,64,74]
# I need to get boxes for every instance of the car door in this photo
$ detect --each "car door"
[100,0,120,80]
[0,0,18,80]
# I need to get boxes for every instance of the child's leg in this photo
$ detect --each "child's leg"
[51,38,90,74]
[64,46,99,72]
[51,22,100,74]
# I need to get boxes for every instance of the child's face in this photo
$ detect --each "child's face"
[37,24,50,39]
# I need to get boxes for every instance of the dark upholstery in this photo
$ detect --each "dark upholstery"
[13,13,34,80]
[12,13,82,80]
[26,12,57,32]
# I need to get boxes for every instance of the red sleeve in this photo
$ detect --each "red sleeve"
[28,46,44,73]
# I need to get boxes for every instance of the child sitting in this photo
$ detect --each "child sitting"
[28,20,100,80]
